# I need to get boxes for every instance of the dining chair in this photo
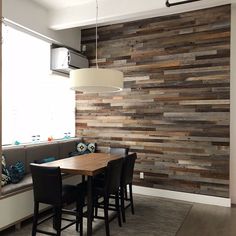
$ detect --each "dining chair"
[109,147,129,197]
[30,164,85,236]
[93,158,124,236]
[94,147,129,184]
[109,147,129,156]
[120,153,137,222]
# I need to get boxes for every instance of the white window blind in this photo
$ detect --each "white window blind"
[2,25,75,145]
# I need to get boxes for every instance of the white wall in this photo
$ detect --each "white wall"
[2,0,81,50]
[230,3,236,203]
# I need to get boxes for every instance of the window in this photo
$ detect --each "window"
[2,25,75,145]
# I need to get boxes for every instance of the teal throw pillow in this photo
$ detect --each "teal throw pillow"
[8,161,25,184]
[34,157,56,164]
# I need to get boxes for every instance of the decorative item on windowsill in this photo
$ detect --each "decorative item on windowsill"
[32,135,36,143]
[48,136,53,142]
[31,135,40,143]
[69,0,124,93]
[63,132,71,139]
[36,135,40,142]
[14,140,20,145]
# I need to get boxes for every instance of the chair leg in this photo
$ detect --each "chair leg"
[104,196,110,236]
[115,193,122,227]
[129,184,135,214]
[53,207,57,230]
[125,185,128,200]
[55,207,62,236]
[120,187,126,223]
[94,197,99,217]
[79,203,83,236]
[32,202,39,236]
[76,200,79,232]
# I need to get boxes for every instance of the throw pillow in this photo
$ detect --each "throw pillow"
[88,143,96,153]
[1,155,11,186]
[77,142,96,155]
[8,161,25,184]
[34,157,56,164]
[77,142,88,154]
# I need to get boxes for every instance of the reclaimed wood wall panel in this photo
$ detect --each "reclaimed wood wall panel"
[79,5,230,197]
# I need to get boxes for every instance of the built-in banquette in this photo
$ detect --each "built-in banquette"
[0,139,82,231]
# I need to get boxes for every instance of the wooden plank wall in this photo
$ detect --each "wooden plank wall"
[79,5,230,198]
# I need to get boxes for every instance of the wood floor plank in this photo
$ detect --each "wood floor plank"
[177,204,236,236]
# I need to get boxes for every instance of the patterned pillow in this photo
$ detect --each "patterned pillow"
[77,142,96,155]
[88,143,96,153]
[1,155,11,186]
[8,161,25,184]
[77,142,88,154]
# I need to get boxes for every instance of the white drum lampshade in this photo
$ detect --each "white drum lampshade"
[70,0,124,93]
[70,68,123,93]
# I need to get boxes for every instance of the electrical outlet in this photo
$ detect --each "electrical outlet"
[140,172,144,179]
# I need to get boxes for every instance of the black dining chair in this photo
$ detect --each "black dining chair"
[120,153,137,223]
[109,147,129,156]
[109,147,130,198]
[93,158,124,236]
[30,164,85,236]
[94,147,129,182]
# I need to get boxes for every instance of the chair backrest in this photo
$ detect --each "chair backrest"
[104,158,124,195]
[30,164,62,205]
[109,147,129,157]
[121,153,137,186]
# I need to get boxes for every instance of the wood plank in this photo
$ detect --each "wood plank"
[79,5,230,198]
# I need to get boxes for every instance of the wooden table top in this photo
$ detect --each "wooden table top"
[42,152,121,176]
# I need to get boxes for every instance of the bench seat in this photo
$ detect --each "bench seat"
[2,174,32,195]
[1,139,80,196]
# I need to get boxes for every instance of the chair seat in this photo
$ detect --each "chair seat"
[93,178,106,196]
[62,183,85,204]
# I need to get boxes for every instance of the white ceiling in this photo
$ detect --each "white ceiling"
[32,0,232,30]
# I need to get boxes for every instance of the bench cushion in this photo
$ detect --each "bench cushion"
[1,174,32,195]
[1,139,80,195]
[59,140,78,159]
[25,143,60,173]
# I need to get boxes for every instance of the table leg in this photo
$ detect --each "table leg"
[87,176,93,236]
[82,175,85,183]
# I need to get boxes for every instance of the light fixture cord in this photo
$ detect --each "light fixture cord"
[96,0,98,69]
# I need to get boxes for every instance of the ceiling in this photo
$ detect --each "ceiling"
[32,0,232,30]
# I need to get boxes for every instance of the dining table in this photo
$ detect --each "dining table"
[42,152,122,236]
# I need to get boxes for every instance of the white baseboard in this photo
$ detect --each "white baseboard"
[132,185,231,207]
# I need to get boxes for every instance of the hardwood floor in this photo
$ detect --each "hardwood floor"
[1,195,236,236]
[177,203,236,236]
[0,194,191,236]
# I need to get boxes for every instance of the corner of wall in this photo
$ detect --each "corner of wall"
[230,3,236,203]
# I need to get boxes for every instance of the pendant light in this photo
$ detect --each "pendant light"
[70,0,123,93]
